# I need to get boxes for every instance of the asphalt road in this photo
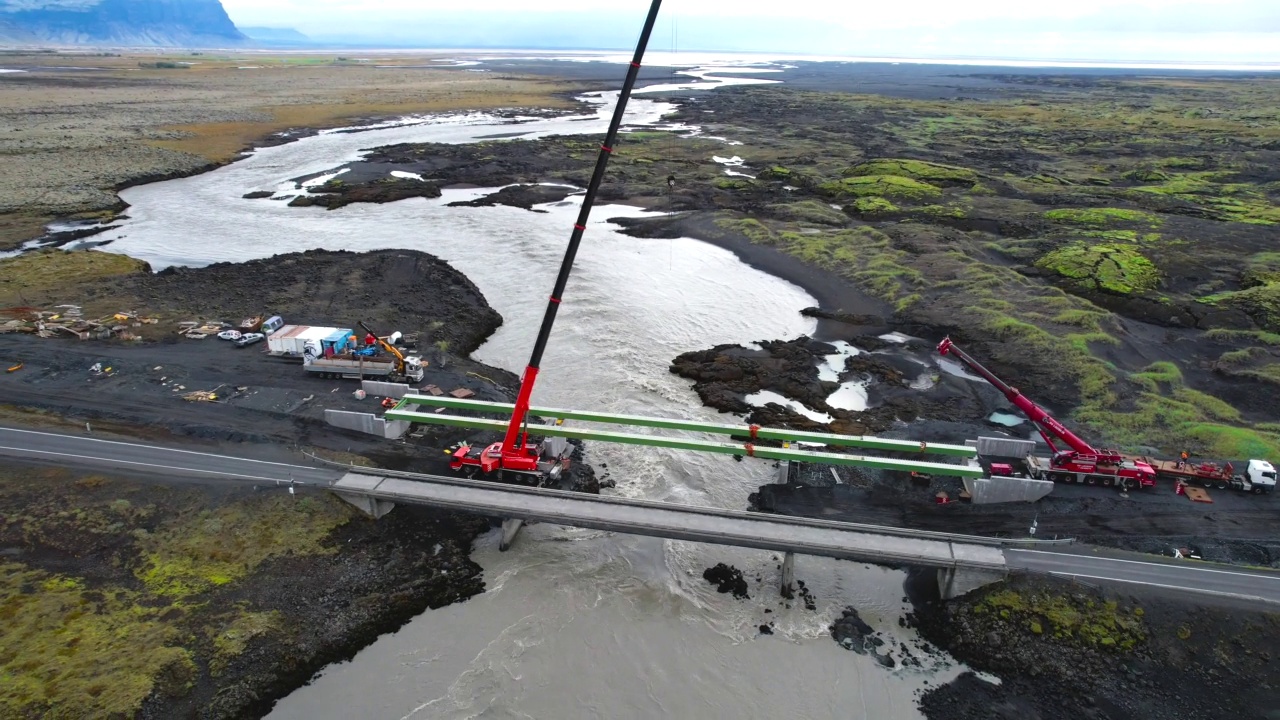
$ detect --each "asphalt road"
[1006,547,1280,605]
[3,425,1279,605]
[0,426,341,487]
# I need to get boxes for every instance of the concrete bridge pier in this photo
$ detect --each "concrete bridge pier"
[780,552,796,599]
[499,518,525,552]
[937,566,1006,600]
[775,460,796,597]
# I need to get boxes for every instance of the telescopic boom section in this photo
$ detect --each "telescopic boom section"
[497,0,666,471]
[936,337,1099,456]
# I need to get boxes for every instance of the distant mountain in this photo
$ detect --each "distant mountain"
[0,0,246,46]
[239,26,310,46]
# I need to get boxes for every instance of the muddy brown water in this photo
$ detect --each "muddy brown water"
[101,66,975,718]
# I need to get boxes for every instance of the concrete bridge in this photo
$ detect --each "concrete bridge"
[3,426,1279,605]
[333,468,1019,598]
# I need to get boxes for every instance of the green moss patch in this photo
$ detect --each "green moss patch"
[818,174,941,202]
[1044,207,1163,228]
[764,200,848,225]
[842,158,978,185]
[1199,283,1280,332]
[0,249,150,307]
[1,563,196,718]
[849,196,900,215]
[975,586,1146,650]
[134,494,353,599]
[1036,243,1161,295]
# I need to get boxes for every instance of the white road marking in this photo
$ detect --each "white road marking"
[1043,571,1278,605]
[0,444,326,486]
[1011,549,1280,581]
[0,426,315,470]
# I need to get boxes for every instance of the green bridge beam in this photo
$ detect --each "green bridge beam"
[394,394,975,457]
[384,407,984,478]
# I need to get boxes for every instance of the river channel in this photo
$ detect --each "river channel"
[105,64,964,719]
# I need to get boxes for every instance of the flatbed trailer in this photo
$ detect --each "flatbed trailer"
[1146,457,1275,494]
[303,353,424,382]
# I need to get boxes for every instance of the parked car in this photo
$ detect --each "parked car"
[234,332,265,348]
[218,329,242,341]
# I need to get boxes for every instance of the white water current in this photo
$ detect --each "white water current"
[101,66,966,719]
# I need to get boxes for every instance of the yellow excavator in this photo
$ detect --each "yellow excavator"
[358,320,425,380]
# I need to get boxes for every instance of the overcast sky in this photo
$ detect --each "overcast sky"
[221,0,1280,63]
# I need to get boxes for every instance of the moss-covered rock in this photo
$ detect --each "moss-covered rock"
[1199,283,1280,332]
[1036,243,1161,295]
[842,158,978,185]
[848,196,900,215]
[818,174,941,202]
[1043,207,1162,228]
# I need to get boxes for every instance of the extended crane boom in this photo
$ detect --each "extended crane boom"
[937,337,1097,456]
[454,0,665,476]
[937,337,1156,488]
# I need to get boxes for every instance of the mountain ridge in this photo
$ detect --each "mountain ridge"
[0,0,246,46]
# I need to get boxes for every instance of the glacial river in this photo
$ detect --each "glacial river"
[105,65,964,719]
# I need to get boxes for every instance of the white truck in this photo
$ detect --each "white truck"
[300,340,425,382]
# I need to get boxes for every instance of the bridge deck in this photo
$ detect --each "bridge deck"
[334,471,1008,570]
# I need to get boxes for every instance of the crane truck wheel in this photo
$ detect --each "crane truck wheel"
[1216,480,1228,490]
[1252,486,1264,494]
[1103,477,1113,487]
[1086,476,1097,485]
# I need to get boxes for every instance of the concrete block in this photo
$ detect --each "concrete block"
[964,475,1054,504]
[975,436,1036,458]
[361,380,411,399]
[326,409,409,439]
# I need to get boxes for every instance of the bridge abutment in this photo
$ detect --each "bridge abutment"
[335,492,396,519]
[937,566,1006,600]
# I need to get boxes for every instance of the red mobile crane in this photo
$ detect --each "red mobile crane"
[937,337,1158,490]
[449,0,665,479]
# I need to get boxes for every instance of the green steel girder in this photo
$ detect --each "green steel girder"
[384,407,984,478]
[394,394,975,457]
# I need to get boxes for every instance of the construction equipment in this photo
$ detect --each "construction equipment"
[297,321,423,382]
[448,0,665,478]
[937,337,1157,490]
[1151,457,1274,494]
[939,338,1275,494]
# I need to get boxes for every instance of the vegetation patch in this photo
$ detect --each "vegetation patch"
[764,200,848,225]
[0,249,150,307]
[842,158,977,185]
[849,197,900,215]
[1043,207,1162,228]
[134,494,354,598]
[1036,243,1161,295]
[973,586,1146,651]
[0,563,195,718]
[1199,283,1280,332]
[818,174,941,202]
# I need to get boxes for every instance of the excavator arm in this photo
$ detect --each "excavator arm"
[358,321,407,372]
[937,337,1099,456]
